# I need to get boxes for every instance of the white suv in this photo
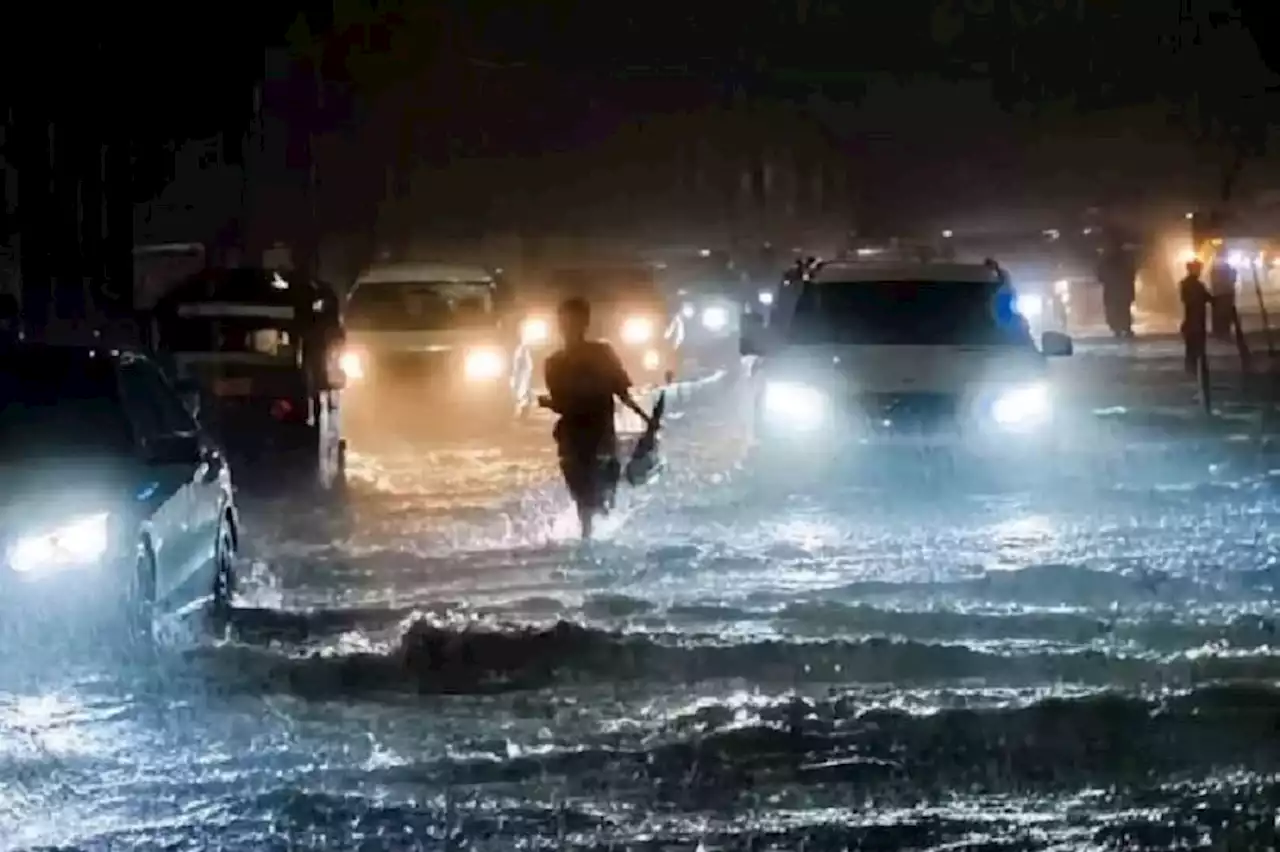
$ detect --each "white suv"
[741,261,1073,457]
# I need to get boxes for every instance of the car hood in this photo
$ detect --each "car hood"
[0,460,138,535]
[766,344,1047,394]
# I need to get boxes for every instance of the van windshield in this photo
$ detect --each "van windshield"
[347,282,495,331]
[789,280,1033,346]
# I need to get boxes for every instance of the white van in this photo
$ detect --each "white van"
[341,262,532,426]
[741,260,1073,453]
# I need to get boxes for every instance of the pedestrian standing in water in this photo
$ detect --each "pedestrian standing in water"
[1207,252,1239,340]
[1180,259,1212,376]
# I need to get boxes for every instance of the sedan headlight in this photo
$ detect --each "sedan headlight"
[338,348,365,381]
[1015,293,1043,319]
[701,305,729,331]
[463,347,505,381]
[991,383,1051,429]
[521,317,550,346]
[762,381,829,432]
[620,316,654,345]
[8,513,111,575]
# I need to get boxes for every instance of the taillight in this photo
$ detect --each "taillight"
[270,399,295,421]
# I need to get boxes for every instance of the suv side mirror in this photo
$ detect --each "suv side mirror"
[1041,330,1074,357]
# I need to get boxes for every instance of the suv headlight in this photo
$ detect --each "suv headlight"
[991,383,1050,429]
[464,347,505,381]
[1015,293,1043,319]
[620,316,654,344]
[762,381,829,432]
[8,513,111,575]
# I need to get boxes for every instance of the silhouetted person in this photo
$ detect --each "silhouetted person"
[1180,260,1212,376]
[1098,246,1136,338]
[541,297,650,539]
[1208,253,1239,340]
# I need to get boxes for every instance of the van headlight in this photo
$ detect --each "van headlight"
[762,381,829,432]
[463,347,505,381]
[338,348,365,381]
[620,316,655,344]
[520,317,550,346]
[991,383,1051,429]
[701,305,729,331]
[8,513,111,575]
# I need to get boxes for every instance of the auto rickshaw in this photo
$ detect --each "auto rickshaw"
[149,267,347,491]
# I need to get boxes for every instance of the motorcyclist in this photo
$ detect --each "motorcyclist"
[1180,259,1212,376]
[541,297,652,539]
[1207,253,1238,340]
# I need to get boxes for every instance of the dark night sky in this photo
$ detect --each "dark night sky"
[93,1,1280,252]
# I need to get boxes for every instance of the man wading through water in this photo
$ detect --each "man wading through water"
[541,297,652,539]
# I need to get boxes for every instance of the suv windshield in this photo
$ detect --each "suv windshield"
[790,280,1033,346]
[347,282,495,331]
[0,351,134,460]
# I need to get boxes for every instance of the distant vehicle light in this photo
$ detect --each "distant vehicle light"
[464,347,505,381]
[681,303,696,318]
[620,316,655,345]
[642,349,661,371]
[758,290,774,306]
[520,317,550,346]
[1053,279,1070,297]
[9,513,111,575]
[701,305,729,331]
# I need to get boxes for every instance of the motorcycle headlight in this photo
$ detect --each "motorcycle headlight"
[8,513,111,575]
[338,348,365,381]
[701,305,729,331]
[463,347,505,381]
[1015,294,1043,319]
[762,381,829,432]
[620,316,654,345]
[991,383,1051,429]
[521,317,550,346]
[758,290,774,306]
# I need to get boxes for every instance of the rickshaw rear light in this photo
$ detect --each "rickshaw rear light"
[270,399,295,421]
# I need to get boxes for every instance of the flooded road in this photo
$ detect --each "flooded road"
[4,344,1280,851]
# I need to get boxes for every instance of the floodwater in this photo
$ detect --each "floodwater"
[3,342,1280,851]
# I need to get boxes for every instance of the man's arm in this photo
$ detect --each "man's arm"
[540,352,565,412]
[603,344,651,424]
